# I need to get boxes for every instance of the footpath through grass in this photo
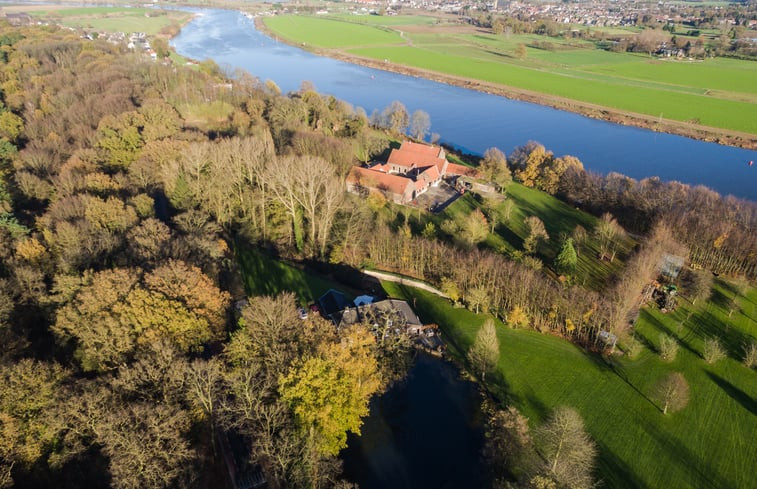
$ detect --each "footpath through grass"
[382,279,757,489]
[262,15,757,134]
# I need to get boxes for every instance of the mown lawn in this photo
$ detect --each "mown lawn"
[235,245,354,304]
[263,15,757,134]
[435,183,634,289]
[382,279,757,489]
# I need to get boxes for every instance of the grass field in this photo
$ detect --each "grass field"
[264,16,403,49]
[430,183,634,289]
[262,15,757,134]
[28,7,191,35]
[235,245,355,304]
[382,278,757,489]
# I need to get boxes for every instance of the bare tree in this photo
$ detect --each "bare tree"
[468,319,500,382]
[743,341,757,369]
[702,337,726,364]
[534,406,597,489]
[659,333,679,362]
[652,372,689,414]
[409,110,431,140]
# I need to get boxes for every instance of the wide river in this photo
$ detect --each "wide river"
[171,9,757,201]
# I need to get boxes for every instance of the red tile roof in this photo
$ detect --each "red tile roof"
[347,166,413,197]
[400,141,442,158]
[446,162,479,178]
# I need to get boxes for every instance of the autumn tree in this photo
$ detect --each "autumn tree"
[515,43,528,60]
[380,101,409,134]
[0,360,69,482]
[279,326,381,486]
[53,263,229,372]
[652,372,689,414]
[409,109,431,140]
[468,319,500,381]
[480,147,512,189]
[483,404,534,485]
[594,213,625,262]
[534,406,597,489]
[97,402,196,489]
[523,216,549,254]
[681,268,713,305]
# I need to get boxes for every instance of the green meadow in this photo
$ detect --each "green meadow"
[30,7,191,35]
[383,278,757,489]
[263,15,757,134]
[420,183,634,290]
[264,16,403,49]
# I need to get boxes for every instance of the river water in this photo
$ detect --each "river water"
[171,9,757,201]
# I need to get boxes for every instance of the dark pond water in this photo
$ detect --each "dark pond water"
[341,352,485,489]
[171,9,757,201]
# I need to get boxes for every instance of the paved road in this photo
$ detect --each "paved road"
[363,270,449,298]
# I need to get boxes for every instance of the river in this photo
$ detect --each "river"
[171,9,757,201]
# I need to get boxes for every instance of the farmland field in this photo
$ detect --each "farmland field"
[383,278,757,489]
[262,15,757,135]
[26,6,192,35]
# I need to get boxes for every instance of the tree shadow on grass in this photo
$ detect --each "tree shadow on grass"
[596,442,648,489]
[639,309,699,358]
[706,371,757,416]
[638,417,730,489]
[688,308,752,359]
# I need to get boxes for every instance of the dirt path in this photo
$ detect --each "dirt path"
[363,270,449,298]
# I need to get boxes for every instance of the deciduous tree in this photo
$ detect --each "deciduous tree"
[652,372,689,414]
[468,319,500,381]
[534,407,597,489]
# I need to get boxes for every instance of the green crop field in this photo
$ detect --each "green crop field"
[326,14,437,26]
[263,15,757,134]
[383,278,757,489]
[264,16,403,49]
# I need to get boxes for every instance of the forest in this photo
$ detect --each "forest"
[0,21,755,489]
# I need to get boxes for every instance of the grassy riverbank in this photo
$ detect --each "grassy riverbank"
[262,14,757,147]
[383,279,757,489]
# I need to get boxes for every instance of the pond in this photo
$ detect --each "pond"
[341,352,485,489]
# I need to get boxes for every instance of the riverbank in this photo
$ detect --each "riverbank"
[255,17,756,151]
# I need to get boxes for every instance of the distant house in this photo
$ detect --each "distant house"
[346,141,479,204]
[340,298,423,333]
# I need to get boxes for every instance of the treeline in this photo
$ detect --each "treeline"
[505,142,756,279]
[0,24,410,489]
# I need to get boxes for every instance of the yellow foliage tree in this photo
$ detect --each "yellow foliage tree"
[279,326,380,458]
[508,305,530,329]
